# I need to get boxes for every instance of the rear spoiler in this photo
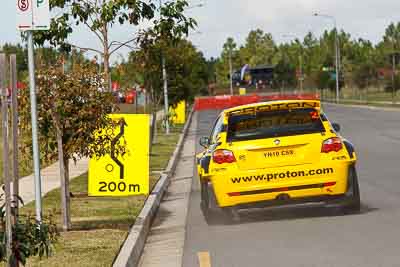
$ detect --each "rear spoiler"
[227,101,321,116]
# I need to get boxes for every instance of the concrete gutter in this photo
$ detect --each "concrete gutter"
[113,108,195,267]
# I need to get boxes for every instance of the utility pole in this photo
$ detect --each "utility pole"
[162,56,170,134]
[229,48,233,95]
[314,13,340,103]
[334,26,340,103]
[299,53,303,92]
[392,53,396,103]
[159,0,170,134]
[392,42,396,104]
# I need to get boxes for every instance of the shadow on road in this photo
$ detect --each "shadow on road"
[201,202,376,226]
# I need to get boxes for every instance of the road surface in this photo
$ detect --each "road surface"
[182,104,400,267]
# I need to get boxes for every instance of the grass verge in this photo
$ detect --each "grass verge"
[17,124,183,267]
[322,98,400,109]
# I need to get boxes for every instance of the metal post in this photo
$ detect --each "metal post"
[299,53,303,92]
[392,50,396,104]
[1,53,12,266]
[27,31,42,223]
[229,49,233,95]
[10,55,19,213]
[314,14,340,103]
[162,56,170,134]
[334,22,340,104]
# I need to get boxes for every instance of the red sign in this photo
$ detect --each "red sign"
[18,0,30,12]
[111,82,120,92]
[17,82,26,89]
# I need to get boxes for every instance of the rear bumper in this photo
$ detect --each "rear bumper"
[208,161,354,207]
[231,193,354,210]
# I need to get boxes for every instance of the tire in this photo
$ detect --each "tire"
[200,181,238,224]
[342,165,361,213]
[222,207,241,223]
[200,180,210,210]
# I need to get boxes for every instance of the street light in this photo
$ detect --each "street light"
[159,0,170,134]
[282,34,304,92]
[314,13,340,104]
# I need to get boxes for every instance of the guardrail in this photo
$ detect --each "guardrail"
[194,93,320,111]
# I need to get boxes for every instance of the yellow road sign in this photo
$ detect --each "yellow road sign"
[170,100,186,124]
[88,114,149,196]
[239,88,247,95]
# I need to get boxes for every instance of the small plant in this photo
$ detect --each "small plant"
[0,194,59,266]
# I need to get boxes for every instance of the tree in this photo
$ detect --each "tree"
[215,30,278,87]
[240,29,277,67]
[351,39,376,89]
[19,62,124,231]
[125,38,207,105]
[0,43,28,78]
[34,0,156,90]
[216,37,239,85]
[381,23,400,93]
[273,56,296,89]
[133,0,197,103]
[165,40,209,104]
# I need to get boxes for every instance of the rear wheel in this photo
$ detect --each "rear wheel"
[222,207,241,223]
[200,181,239,223]
[342,166,361,213]
[200,180,210,210]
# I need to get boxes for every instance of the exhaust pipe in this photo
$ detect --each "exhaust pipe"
[276,193,290,201]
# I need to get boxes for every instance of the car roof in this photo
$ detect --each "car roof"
[223,99,321,115]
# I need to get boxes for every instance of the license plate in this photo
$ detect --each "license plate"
[263,149,295,159]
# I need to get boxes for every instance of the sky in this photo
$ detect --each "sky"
[2,0,400,61]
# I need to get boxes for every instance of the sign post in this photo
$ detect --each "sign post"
[17,0,50,224]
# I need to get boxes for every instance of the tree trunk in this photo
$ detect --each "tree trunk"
[102,24,111,92]
[57,130,71,231]
[103,51,111,92]
[150,85,158,146]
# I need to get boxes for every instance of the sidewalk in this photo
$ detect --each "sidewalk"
[138,113,197,267]
[1,158,89,206]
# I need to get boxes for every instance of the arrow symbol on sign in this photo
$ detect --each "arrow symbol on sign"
[110,118,127,180]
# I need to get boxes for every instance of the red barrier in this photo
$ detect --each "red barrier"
[194,93,320,111]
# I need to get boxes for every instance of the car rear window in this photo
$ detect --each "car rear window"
[227,108,325,142]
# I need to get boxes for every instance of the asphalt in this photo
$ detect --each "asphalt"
[182,104,400,267]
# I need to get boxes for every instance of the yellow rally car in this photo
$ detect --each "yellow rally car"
[196,100,360,217]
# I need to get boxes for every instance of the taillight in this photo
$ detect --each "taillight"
[321,137,343,153]
[324,182,337,187]
[213,149,236,164]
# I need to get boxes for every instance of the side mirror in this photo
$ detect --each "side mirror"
[332,123,341,132]
[199,136,210,148]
